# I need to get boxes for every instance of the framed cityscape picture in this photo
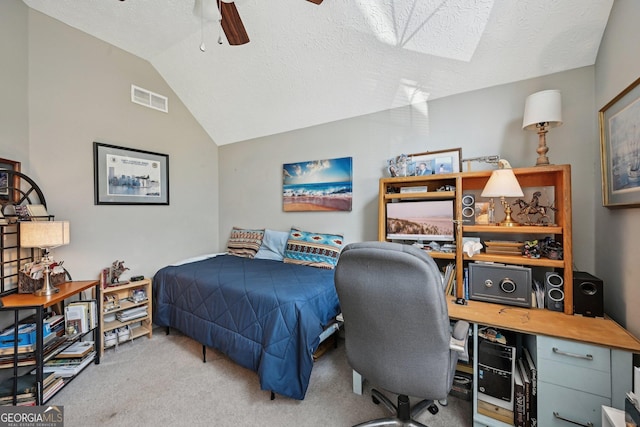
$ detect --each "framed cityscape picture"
[94,142,169,205]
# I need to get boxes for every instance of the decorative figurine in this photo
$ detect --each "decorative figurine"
[541,237,563,260]
[512,191,557,225]
[522,240,541,258]
[110,260,129,284]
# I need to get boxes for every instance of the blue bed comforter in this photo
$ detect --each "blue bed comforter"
[153,255,340,400]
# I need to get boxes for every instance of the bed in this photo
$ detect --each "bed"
[153,249,341,400]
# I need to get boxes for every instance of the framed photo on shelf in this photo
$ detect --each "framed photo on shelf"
[599,76,640,207]
[474,201,491,224]
[408,148,462,176]
[0,158,21,203]
[94,142,169,205]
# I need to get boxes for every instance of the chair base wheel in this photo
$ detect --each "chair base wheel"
[427,404,439,415]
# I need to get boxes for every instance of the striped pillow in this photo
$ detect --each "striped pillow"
[227,227,264,258]
[283,228,344,269]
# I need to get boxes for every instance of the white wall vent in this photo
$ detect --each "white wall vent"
[131,85,168,113]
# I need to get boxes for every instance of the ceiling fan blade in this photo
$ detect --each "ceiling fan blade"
[306,0,323,4]
[220,1,250,46]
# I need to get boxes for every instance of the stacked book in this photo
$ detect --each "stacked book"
[116,306,147,322]
[484,240,524,256]
[0,372,59,406]
[0,323,66,369]
[442,263,456,296]
[45,314,66,337]
[513,347,537,427]
[43,341,96,378]
[42,376,65,403]
[64,300,97,335]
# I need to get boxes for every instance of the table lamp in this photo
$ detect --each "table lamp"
[522,89,563,166]
[481,169,524,227]
[20,221,70,296]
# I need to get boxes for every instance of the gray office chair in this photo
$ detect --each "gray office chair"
[335,241,469,427]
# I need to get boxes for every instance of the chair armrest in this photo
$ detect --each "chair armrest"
[450,320,470,353]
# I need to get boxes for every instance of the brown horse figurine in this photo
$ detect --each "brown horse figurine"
[512,191,557,224]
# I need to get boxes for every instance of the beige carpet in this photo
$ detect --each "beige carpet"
[49,326,473,426]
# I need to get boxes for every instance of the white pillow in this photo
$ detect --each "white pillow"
[170,253,223,266]
[254,229,289,261]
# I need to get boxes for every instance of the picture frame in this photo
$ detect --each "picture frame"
[599,76,640,208]
[474,201,491,224]
[0,158,21,203]
[94,142,169,205]
[407,148,462,176]
[282,156,353,212]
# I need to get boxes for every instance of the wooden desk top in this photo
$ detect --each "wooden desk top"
[447,298,640,353]
[1,281,99,309]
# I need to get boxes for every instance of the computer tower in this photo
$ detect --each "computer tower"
[477,339,516,411]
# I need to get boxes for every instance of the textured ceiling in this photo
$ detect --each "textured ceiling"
[22,0,613,146]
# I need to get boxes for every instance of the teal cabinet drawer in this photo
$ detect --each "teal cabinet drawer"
[537,335,610,372]
[537,357,611,397]
[538,381,610,427]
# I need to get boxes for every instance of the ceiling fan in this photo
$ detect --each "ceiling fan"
[195,0,323,46]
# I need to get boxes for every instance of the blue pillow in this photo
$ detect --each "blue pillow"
[283,227,344,269]
[254,229,289,261]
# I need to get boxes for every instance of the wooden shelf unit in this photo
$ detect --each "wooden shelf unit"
[378,164,574,314]
[99,279,152,356]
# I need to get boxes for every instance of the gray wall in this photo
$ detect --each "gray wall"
[219,67,597,274]
[594,0,640,337]
[0,0,29,166]
[1,3,220,282]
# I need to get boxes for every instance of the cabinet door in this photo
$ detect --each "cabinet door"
[538,381,609,427]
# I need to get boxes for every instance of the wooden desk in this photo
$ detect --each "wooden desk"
[351,298,640,426]
[0,280,100,405]
[447,298,640,427]
[2,280,98,310]
[447,298,640,353]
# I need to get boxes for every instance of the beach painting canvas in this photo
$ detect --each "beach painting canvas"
[283,157,353,212]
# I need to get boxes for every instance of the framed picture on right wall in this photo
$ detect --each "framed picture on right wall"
[599,76,640,207]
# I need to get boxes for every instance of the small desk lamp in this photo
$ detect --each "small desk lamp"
[522,89,563,166]
[20,221,70,296]
[481,168,524,227]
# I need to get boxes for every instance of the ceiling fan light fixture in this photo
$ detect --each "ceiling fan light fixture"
[194,0,221,22]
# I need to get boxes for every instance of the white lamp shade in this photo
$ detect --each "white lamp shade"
[522,89,563,130]
[20,221,70,249]
[481,169,524,198]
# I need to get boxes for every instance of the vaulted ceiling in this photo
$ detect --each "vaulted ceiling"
[22,0,613,146]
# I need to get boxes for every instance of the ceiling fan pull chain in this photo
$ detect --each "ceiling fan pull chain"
[199,0,206,51]
[217,0,223,44]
